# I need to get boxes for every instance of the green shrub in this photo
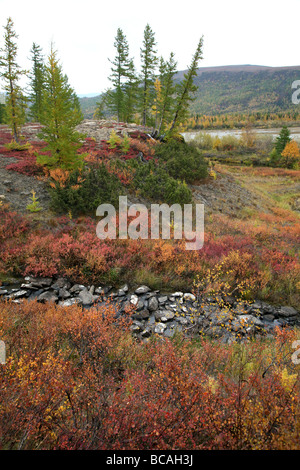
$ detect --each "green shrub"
[49,164,122,215]
[154,140,208,183]
[133,162,192,205]
[5,140,31,151]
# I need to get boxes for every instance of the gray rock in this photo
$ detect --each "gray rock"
[263,314,275,322]
[130,294,139,306]
[132,309,150,320]
[183,293,196,302]
[6,290,28,299]
[172,292,183,298]
[147,314,156,325]
[58,288,71,299]
[135,285,150,295]
[38,291,58,303]
[28,289,44,300]
[160,310,175,322]
[29,277,52,288]
[78,289,96,306]
[154,309,173,321]
[0,290,8,295]
[148,296,159,311]
[136,300,145,311]
[158,295,168,304]
[118,289,127,297]
[69,284,86,294]
[52,278,71,290]
[130,324,142,334]
[279,306,298,318]
[58,298,82,307]
[177,317,189,325]
[164,327,176,338]
[20,283,39,290]
[94,286,104,295]
[154,323,167,334]
[237,314,264,327]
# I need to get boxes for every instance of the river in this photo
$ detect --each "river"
[182,126,300,142]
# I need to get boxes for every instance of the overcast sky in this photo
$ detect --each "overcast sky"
[0,0,299,95]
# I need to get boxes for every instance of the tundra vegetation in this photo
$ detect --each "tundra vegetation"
[0,17,299,450]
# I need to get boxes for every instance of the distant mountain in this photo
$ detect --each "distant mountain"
[79,94,101,118]
[186,64,300,115]
[77,93,101,98]
[78,65,300,118]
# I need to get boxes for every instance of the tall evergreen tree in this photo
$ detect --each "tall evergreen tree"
[37,46,84,169]
[156,52,177,134]
[0,17,27,142]
[108,28,131,122]
[275,125,291,155]
[28,42,45,122]
[140,24,158,126]
[169,36,203,134]
[123,59,138,123]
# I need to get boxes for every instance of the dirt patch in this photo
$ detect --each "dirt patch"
[0,155,50,213]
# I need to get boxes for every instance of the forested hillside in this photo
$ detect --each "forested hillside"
[79,65,300,118]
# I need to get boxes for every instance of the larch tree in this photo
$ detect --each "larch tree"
[0,17,27,143]
[169,36,203,134]
[108,28,132,122]
[156,52,177,135]
[123,58,138,123]
[37,46,85,169]
[140,24,158,126]
[28,42,45,122]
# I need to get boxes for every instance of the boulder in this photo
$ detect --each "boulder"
[148,296,159,311]
[38,291,58,303]
[154,323,167,334]
[279,306,298,318]
[135,285,151,295]
[78,289,96,306]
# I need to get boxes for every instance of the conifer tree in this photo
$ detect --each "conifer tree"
[275,125,291,156]
[156,52,177,134]
[37,46,84,169]
[169,36,203,134]
[123,59,138,123]
[0,17,27,142]
[28,42,45,122]
[108,28,131,122]
[140,24,158,126]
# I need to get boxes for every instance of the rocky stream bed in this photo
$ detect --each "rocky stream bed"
[1,276,299,343]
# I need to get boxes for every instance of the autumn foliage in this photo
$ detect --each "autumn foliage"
[0,299,299,450]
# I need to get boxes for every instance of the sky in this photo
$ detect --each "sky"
[0,0,300,96]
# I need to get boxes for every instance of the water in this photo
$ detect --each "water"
[183,126,300,142]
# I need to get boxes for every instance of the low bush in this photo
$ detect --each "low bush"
[49,164,122,216]
[0,299,299,450]
[132,161,193,204]
[154,140,208,183]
